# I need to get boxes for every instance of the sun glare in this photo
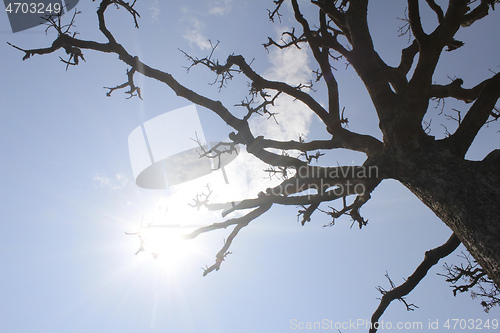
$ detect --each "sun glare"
[128,196,213,270]
[139,227,197,269]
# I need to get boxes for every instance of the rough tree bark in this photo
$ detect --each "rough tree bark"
[396,145,500,286]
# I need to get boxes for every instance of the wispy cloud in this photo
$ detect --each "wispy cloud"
[206,40,315,204]
[182,17,211,50]
[180,0,233,49]
[251,30,314,142]
[208,0,233,15]
[150,0,161,23]
[93,173,129,190]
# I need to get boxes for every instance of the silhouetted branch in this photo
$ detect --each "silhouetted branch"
[425,0,444,23]
[462,0,500,27]
[369,233,460,333]
[263,28,307,50]
[292,0,342,125]
[192,132,239,169]
[396,40,418,78]
[268,0,285,22]
[189,184,213,210]
[448,73,500,156]
[237,90,281,123]
[104,65,142,99]
[183,204,272,276]
[407,0,426,43]
[431,78,487,103]
[440,252,500,312]
[180,40,241,90]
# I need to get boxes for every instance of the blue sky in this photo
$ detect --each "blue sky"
[1,1,499,332]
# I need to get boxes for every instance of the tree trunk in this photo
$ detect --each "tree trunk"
[393,144,500,287]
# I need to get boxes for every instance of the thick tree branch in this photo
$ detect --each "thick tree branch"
[311,0,348,37]
[96,0,140,44]
[447,73,500,156]
[341,3,398,122]
[425,0,444,23]
[225,54,382,155]
[259,138,342,152]
[254,133,382,157]
[221,186,357,217]
[462,0,500,27]
[222,165,381,217]
[407,1,468,93]
[408,0,427,43]
[396,40,419,79]
[369,233,461,333]
[263,1,386,153]
[227,55,331,125]
[431,78,487,103]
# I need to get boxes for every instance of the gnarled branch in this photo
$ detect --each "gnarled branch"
[369,233,460,333]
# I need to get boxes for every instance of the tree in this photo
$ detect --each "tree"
[9,0,500,330]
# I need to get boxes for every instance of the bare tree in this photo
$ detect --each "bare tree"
[9,0,500,330]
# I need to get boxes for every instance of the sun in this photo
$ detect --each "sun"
[139,227,197,267]
[128,196,213,270]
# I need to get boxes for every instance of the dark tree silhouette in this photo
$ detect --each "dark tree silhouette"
[9,0,500,330]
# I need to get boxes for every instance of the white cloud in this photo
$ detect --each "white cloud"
[250,34,314,142]
[150,0,161,23]
[265,41,312,84]
[182,17,211,50]
[180,1,233,50]
[208,0,233,15]
[197,44,315,205]
[189,31,315,205]
[93,173,129,190]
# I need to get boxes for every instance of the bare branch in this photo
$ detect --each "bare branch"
[407,1,468,93]
[440,252,500,312]
[462,0,500,27]
[425,0,444,23]
[448,73,500,156]
[263,28,307,51]
[224,55,382,155]
[431,78,486,103]
[189,184,213,210]
[192,132,239,169]
[223,165,381,221]
[407,0,427,43]
[268,0,285,22]
[237,90,281,123]
[183,204,272,276]
[97,0,140,44]
[311,0,349,41]
[396,40,419,78]
[376,272,419,312]
[294,2,339,112]
[319,192,371,229]
[396,8,413,42]
[180,40,241,90]
[104,65,142,99]
[369,234,460,333]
